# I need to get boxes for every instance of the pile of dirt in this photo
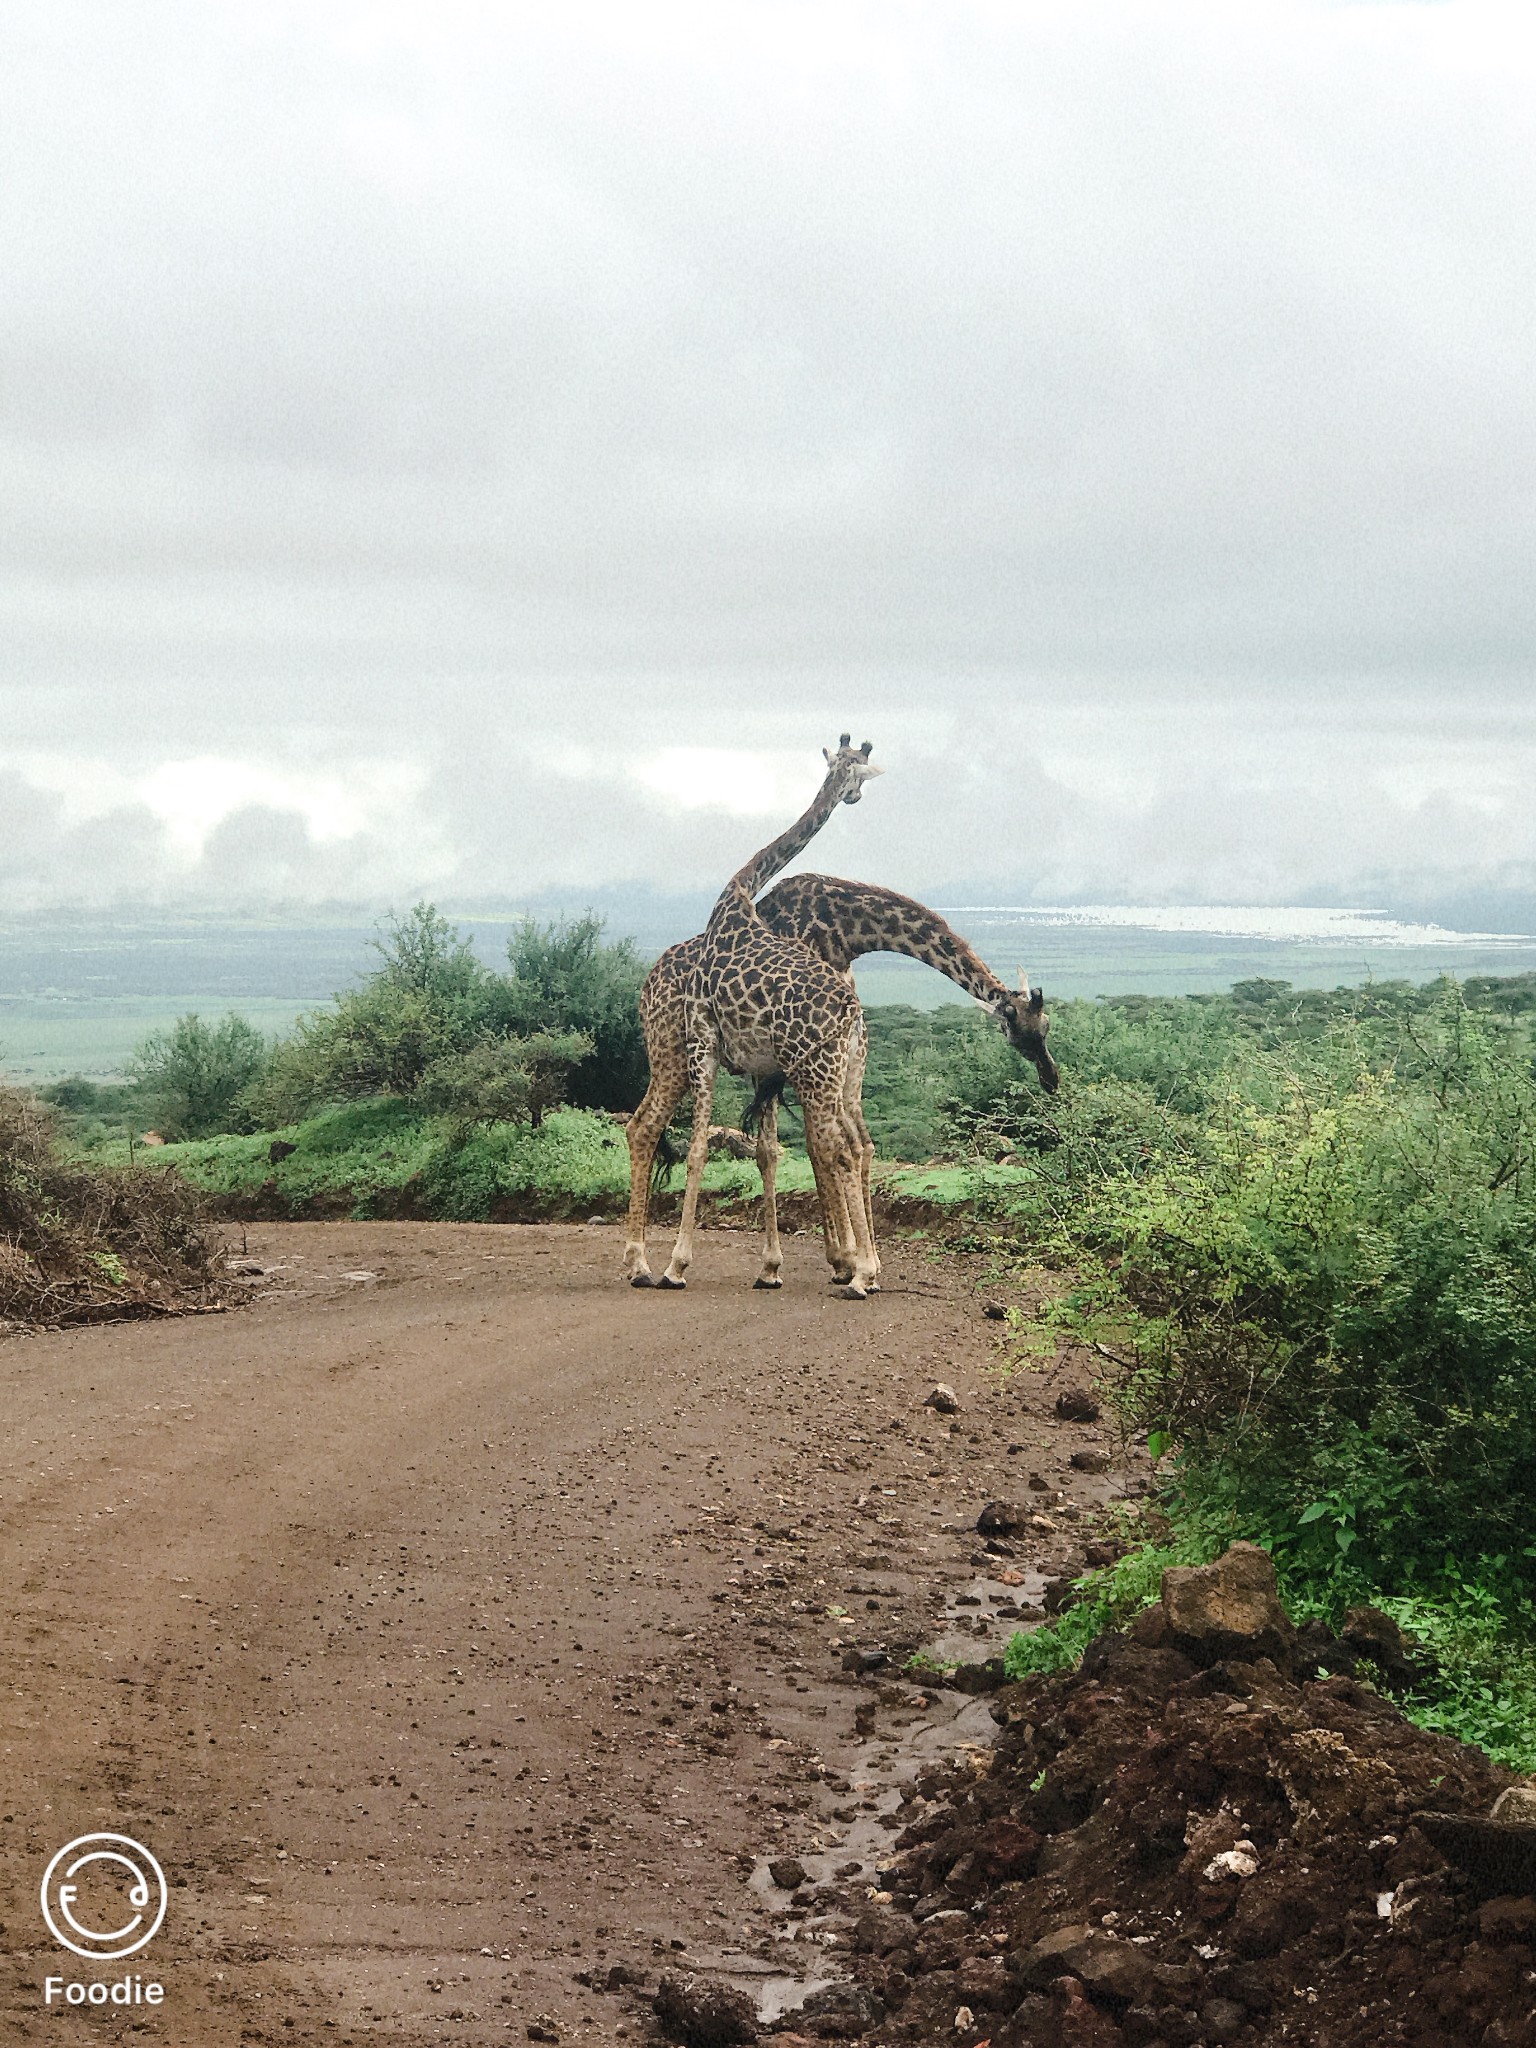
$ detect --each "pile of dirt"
[682,1546,1535,2048]
[0,1085,230,1328]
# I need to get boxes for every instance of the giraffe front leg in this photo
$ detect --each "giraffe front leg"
[660,1049,718,1289]
[805,1126,855,1282]
[623,1070,686,1285]
[804,1097,870,1299]
[753,1095,784,1289]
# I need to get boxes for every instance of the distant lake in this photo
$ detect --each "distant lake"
[2,902,1534,1079]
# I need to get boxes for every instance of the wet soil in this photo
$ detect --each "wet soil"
[0,1220,1125,2045]
[787,1625,1531,2048]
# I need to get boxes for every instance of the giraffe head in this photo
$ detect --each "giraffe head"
[822,734,882,804]
[994,971,1059,1092]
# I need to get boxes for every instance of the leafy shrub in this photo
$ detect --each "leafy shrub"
[237,904,644,1129]
[499,915,649,1112]
[128,1012,270,1139]
[416,1031,593,1129]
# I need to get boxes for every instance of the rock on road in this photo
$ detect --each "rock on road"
[0,1221,1120,2044]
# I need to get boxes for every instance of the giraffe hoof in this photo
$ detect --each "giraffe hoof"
[629,1272,658,1288]
[656,1274,687,1290]
[752,1276,783,1290]
[839,1283,869,1301]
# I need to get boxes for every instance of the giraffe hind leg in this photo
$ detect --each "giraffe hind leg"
[660,1049,718,1288]
[623,1067,687,1285]
[752,1094,784,1289]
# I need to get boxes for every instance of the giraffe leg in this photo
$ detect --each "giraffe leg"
[623,1066,687,1285]
[659,1048,718,1289]
[802,1092,876,1299]
[806,1129,855,1282]
[752,1094,784,1289]
[842,1024,880,1290]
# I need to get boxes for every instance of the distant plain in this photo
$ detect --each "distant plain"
[4,904,1535,1082]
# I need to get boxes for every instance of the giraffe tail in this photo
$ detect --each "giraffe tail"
[651,1128,683,1194]
[741,1073,787,1137]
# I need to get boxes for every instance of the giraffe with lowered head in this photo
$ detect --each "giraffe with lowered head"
[624,738,883,1295]
[629,875,1058,1287]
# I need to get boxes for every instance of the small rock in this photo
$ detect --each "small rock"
[1477,1894,1536,1942]
[1083,1540,1126,1569]
[1043,1576,1077,1615]
[925,1383,962,1414]
[1015,1925,1153,2006]
[950,1657,1007,1694]
[268,1138,297,1164]
[953,2007,974,2032]
[982,1302,1008,1320]
[1200,1997,1249,2042]
[1160,1542,1297,1670]
[585,1214,606,1226]
[1492,1784,1536,1825]
[782,1984,885,2034]
[1054,1386,1100,1423]
[1027,1471,1052,1492]
[1069,1449,1110,1474]
[653,1973,759,2047]
[1203,1841,1261,1881]
[1338,1604,1421,1688]
[767,1855,808,1890]
[975,1815,1041,1879]
[976,1500,1022,1536]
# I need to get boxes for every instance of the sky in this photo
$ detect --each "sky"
[3,0,1536,919]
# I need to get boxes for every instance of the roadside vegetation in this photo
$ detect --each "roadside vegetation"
[19,904,1536,1762]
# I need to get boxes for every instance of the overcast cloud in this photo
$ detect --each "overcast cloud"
[2,1,1535,914]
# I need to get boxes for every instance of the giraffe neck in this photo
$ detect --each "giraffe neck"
[757,876,1012,1007]
[705,768,856,935]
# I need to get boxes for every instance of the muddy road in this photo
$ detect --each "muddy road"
[0,1222,1128,2044]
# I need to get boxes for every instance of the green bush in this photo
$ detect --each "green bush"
[498,915,649,1112]
[237,904,646,1129]
[416,1031,593,1129]
[127,1012,270,1139]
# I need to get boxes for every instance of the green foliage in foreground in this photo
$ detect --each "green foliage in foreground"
[1002,1535,1536,1773]
[929,979,1536,1769]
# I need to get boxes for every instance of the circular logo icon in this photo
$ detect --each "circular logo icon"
[40,1833,168,1960]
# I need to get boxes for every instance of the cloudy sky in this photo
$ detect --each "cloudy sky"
[3,0,1535,917]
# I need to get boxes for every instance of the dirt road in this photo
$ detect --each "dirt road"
[0,1221,1125,2045]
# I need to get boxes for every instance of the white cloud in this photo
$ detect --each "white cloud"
[1,2,1535,912]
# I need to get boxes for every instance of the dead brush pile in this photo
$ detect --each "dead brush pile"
[0,1086,230,1330]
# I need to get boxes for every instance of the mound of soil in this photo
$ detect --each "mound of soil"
[765,1549,1532,2048]
[0,1086,229,1328]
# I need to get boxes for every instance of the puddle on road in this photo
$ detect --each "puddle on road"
[706,1628,1026,2022]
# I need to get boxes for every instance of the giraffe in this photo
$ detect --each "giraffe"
[623,738,883,1295]
[627,876,1058,1287]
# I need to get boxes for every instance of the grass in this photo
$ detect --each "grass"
[155,1101,822,1221]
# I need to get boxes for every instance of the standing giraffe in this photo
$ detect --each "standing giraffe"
[628,876,1058,1285]
[623,738,883,1295]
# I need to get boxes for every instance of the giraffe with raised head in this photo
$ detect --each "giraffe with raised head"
[623,738,883,1295]
[628,876,1059,1287]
